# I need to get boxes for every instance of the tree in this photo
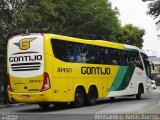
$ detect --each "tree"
[117,24,145,48]
[17,0,121,40]
[0,0,121,104]
[0,0,31,104]
[0,0,121,40]
[148,0,160,29]
[0,0,146,104]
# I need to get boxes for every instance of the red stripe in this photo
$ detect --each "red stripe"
[12,51,38,55]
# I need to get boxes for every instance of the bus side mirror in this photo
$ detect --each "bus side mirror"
[151,62,155,70]
[152,65,155,70]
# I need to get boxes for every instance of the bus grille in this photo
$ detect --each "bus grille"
[11,62,41,71]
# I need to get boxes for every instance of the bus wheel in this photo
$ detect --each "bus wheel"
[136,85,143,100]
[85,87,97,106]
[38,103,50,109]
[110,97,115,101]
[72,87,84,108]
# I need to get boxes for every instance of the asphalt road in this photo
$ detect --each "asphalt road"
[1,88,160,120]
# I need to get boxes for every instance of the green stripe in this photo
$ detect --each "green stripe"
[109,66,135,91]
[109,66,128,91]
[118,67,135,90]
[124,48,139,52]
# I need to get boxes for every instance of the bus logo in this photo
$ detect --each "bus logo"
[14,38,36,50]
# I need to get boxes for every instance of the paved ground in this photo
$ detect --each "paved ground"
[0,88,160,120]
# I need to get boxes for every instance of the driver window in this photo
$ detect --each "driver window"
[144,60,151,78]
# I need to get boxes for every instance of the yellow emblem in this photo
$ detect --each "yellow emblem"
[14,38,36,50]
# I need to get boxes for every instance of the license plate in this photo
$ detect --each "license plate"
[22,95,30,99]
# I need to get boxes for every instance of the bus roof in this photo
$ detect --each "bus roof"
[46,33,146,54]
[10,33,146,54]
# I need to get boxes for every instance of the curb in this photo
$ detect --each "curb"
[0,103,26,108]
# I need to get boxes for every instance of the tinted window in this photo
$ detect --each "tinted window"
[141,53,148,60]
[144,60,151,78]
[51,39,143,69]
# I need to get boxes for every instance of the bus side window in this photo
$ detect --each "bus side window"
[135,52,143,70]
[52,40,66,61]
[110,49,117,65]
[51,39,144,69]
[86,45,96,63]
[121,50,126,66]
[141,53,148,60]
[117,50,123,65]
[144,60,151,78]
[103,48,111,64]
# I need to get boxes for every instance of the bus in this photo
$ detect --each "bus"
[7,33,153,108]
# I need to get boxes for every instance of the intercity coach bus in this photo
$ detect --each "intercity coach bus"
[7,33,153,108]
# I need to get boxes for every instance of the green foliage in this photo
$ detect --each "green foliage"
[0,0,147,104]
[148,0,160,29]
[117,24,145,48]
[0,0,145,44]
[16,0,121,40]
[0,0,146,56]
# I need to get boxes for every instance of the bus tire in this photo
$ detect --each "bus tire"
[136,84,143,100]
[85,86,97,106]
[38,103,50,109]
[71,87,85,108]
[110,97,115,101]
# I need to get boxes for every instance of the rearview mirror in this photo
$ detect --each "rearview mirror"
[150,62,155,70]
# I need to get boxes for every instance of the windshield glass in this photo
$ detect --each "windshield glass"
[144,60,151,78]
